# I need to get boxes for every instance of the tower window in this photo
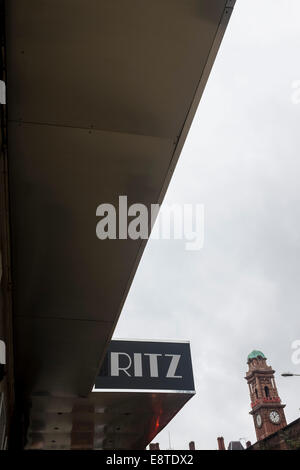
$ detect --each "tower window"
[264,386,270,398]
[255,388,258,399]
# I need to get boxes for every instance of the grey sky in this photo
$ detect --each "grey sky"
[114,0,300,449]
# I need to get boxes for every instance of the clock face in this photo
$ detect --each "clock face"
[269,410,280,424]
[256,414,262,427]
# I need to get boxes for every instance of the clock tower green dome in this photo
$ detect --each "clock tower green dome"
[247,350,266,360]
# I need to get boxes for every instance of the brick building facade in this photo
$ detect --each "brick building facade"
[248,418,300,450]
[245,350,287,442]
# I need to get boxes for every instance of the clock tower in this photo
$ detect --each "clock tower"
[245,350,287,442]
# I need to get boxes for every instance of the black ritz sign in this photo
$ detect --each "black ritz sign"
[94,340,195,392]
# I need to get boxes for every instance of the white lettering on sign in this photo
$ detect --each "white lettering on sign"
[109,352,182,378]
[111,352,132,376]
[165,354,182,378]
[144,353,162,377]
[133,353,143,377]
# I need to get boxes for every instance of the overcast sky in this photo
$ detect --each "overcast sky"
[114,0,300,450]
